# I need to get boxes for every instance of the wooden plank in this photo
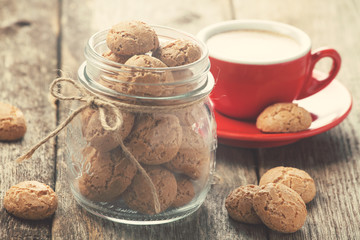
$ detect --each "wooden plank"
[232,0,360,239]
[0,0,58,239]
[53,0,262,239]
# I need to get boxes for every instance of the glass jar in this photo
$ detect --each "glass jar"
[65,25,217,225]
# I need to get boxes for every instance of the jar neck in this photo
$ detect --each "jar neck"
[78,26,214,106]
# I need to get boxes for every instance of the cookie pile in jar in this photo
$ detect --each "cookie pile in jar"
[70,20,216,220]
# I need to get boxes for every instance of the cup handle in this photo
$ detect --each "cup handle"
[297,48,341,99]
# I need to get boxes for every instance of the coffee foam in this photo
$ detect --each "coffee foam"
[206,30,302,63]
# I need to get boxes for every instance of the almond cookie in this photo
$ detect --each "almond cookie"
[102,50,130,64]
[125,113,182,165]
[4,181,57,220]
[123,166,177,215]
[253,183,307,233]
[121,55,174,97]
[0,102,26,141]
[81,107,134,152]
[174,103,206,127]
[225,185,262,224]
[259,166,316,203]
[172,176,195,207]
[78,147,137,202]
[100,55,174,98]
[171,69,197,96]
[165,127,209,179]
[256,103,312,133]
[106,21,159,56]
[153,39,201,67]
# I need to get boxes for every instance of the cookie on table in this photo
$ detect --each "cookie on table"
[165,127,210,180]
[0,102,27,141]
[172,176,195,208]
[78,147,137,202]
[125,113,182,165]
[153,39,201,67]
[225,185,262,224]
[4,181,58,220]
[253,183,307,233]
[256,103,312,133]
[106,20,159,56]
[259,166,316,203]
[123,166,177,215]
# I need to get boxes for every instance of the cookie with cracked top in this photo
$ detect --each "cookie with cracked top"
[259,166,316,203]
[4,181,58,220]
[102,50,130,64]
[122,165,177,215]
[106,21,159,56]
[81,107,134,152]
[153,39,201,67]
[172,176,195,208]
[0,102,26,141]
[125,113,182,165]
[225,185,262,224]
[165,127,209,180]
[253,183,307,233]
[256,102,312,133]
[78,146,137,202]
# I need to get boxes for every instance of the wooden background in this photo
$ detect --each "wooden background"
[0,0,359,239]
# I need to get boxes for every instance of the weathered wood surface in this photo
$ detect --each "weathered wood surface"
[0,0,58,239]
[0,0,359,239]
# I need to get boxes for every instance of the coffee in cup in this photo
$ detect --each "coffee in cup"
[206,29,302,62]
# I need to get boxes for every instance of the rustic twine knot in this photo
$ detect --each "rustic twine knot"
[49,77,123,132]
[15,76,161,214]
[87,96,97,109]
[15,77,123,163]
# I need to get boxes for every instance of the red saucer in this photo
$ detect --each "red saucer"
[213,79,352,148]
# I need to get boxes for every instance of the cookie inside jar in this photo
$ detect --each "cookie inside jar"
[67,21,217,224]
[84,21,211,106]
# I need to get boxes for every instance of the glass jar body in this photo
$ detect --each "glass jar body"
[65,25,217,225]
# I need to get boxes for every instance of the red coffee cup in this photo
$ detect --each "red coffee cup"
[197,20,341,120]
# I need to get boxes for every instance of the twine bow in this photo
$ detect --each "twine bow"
[16,77,123,162]
[16,77,161,214]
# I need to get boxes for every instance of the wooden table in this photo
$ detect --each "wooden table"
[1,0,359,239]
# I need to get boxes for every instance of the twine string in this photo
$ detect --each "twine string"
[15,104,89,163]
[16,77,122,163]
[16,77,162,214]
[117,139,161,214]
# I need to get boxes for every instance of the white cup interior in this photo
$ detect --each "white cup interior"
[197,19,311,65]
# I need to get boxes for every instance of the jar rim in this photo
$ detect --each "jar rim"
[78,62,215,103]
[85,25,209,72]
[80,24,213,104]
